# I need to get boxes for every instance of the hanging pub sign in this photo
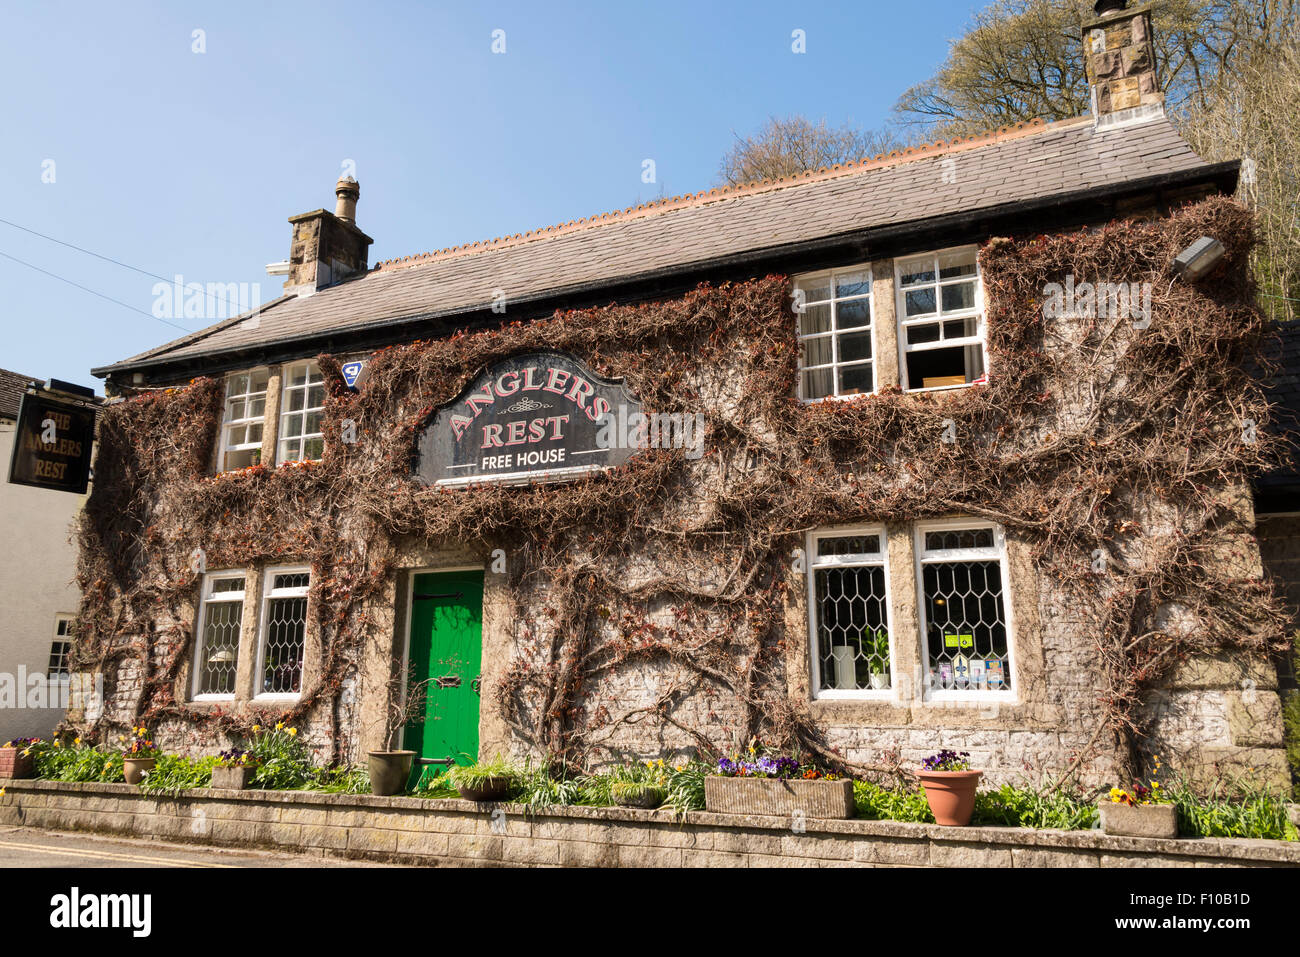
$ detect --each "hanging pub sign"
[414,352,642,486]
[7,391,96,494]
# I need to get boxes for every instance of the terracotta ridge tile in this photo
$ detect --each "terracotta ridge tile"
[373,116,1085,274]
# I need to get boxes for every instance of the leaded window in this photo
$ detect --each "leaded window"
[193,572,245,697]
[808,528,892,695]
[917,522,1013,692]
[259,569,309,696]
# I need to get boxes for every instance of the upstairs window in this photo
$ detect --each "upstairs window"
[896,248,986,391]
[278,362,326,464]
[219,371,268,470]
[193,572,246,698]
[48,617,74,679]
[258,568,310,697]
[794,266,875,401]
[807,527,892,696]
[916,521,1013,694]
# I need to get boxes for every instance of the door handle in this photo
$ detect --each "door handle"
[434,675,462,689]
[471,675,481,695]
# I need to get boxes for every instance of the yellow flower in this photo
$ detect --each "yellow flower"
[1109,787,1125,803]
[21,750,30,757]
[0,788,5,797]
[118,736,125,743]
[252,725,261,732]
[287,728,297,737]
[74,737,81,745]
[275,723,284,731]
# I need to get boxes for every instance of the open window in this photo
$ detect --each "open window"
[896,248,986,391]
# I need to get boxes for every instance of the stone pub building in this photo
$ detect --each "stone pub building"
[78,1,1293,795]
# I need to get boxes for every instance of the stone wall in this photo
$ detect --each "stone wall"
[2,779,1296,868]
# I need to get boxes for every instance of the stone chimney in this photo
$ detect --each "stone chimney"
[1083,1,1163,129]
[285,176,373,297]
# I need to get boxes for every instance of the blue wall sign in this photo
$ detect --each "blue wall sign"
[341,361,364,389]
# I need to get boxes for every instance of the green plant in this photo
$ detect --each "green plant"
[32,740,124,783]
[247,723,314,790]
[139,754,218,796]
[310,766,371,794]
[1163,773,1297,841]
[972,783,1098,830]
[853,780,934,823]
[865,627,890,671]
[447,757,518,794]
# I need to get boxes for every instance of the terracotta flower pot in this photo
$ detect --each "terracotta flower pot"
[367,750,415,797]
[123,757,155,785]
[917,769,982,826]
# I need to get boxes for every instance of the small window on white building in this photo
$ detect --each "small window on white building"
[218,371,269,470]
[258,568,310,697]
[278,362,326,463]
[193,572,245,698]
[896,247,986,391]
[916,521,1013,694]
[807,528,892,695]
[794,265,875,401]
[48,616,74,679]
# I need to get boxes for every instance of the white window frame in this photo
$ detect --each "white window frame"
[794,264,876,403]
[277,361,326,464]
[217,370,269,471]
[914,518,1017,703]
[254,565,311,701]
[806,524,894,700]
[48,616,75,681]
[894,245,987,393]
[192,571,247,700]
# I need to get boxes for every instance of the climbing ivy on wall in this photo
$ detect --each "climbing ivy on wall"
[70,197,1289,784]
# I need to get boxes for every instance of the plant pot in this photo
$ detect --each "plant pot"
[869,672,889,690]
[612,784,667,809]
[123,757,155,785]
[366,750,415,797]
[704,776,855,819]
[1098,801,1178,838]
[0,748,34,779]
[210,764,256,790]
[917,769,982,826]
[455,776,512,802]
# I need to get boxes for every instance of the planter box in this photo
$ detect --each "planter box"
[704,776,854,819]
[1099,801,1178,838]
[0,748,34,779]
[210,765,256,790]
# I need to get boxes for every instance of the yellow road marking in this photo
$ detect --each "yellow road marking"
[0,837,236,868]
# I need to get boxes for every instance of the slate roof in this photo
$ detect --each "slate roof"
[0,367,40,420]
[1257,318,1300,510]
[96,113,1222,376]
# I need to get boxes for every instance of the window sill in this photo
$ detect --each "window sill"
[799,391,879,405]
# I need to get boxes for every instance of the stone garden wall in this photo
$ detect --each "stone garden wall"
[2,779,1297,868]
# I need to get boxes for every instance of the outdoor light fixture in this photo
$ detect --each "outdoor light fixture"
[208,649,236,664]
[1172,236,1225,281]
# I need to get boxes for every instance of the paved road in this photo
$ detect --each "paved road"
[0,825,395,868]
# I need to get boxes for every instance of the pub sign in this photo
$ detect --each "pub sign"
[414,352,642,485]
[8,392,96,494]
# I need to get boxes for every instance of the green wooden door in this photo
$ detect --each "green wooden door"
[403,570,484,785]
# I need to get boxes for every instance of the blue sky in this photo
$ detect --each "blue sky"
[0,0,986,388]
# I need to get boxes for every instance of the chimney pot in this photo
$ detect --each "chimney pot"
[335,176,360,223]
